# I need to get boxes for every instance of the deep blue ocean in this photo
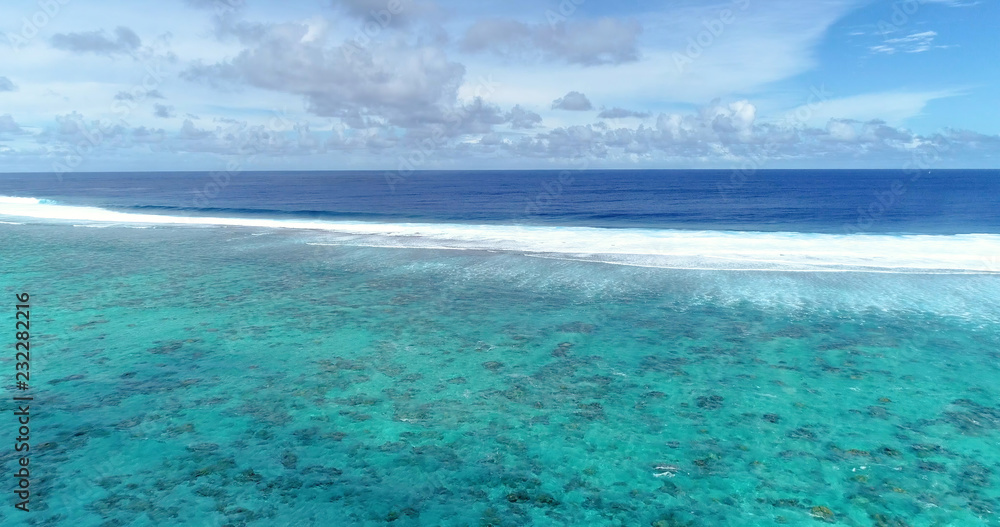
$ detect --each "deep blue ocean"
[2,170,1000,526]
[0,169,998,233]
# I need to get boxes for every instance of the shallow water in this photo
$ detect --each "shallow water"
[1,223,999,526]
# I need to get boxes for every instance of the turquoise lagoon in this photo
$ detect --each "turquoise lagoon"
[1,222,999,526]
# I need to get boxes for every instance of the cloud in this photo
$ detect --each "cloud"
[115,89,165,101]
[38,113,130,150]
[461,17,642,66]
[493,99,1000,164]
[50,27,142,56]
[11,99,999,169]
[826,119,857,142]
[0,77,17,92]
[332,0,389,15]
[451,98,507,134]
[183,21,467,131]
[330,0,424,25]
[551,91,593,111]
[154,104,176,118]
[131,126,167,144]
[468,1,865,110]
[2,1,996,170]
[184,0,244,11]
[179,119,214,140]
[0,114,24,136]
[506,105,542,129]
[870,31,940,54]
[598,107,651,119]
[788,90,958,127]
[330,0,418,20]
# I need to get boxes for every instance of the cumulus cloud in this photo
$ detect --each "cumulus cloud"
[0,77,17,92]
[131,126,167,144]
[598,107,651,119]
[448,98,507,134]
[491,98,994,163]
[551,91,593,111]
[39,113,130,150]
[3,1,995,170]
[0,115,24,136]
[183,21,467,132]
[50,27,142,56]
[330,0,424,25]
[826,119,857,141]
[498,100,836,159]
[513,99,762,159]
[180,119,213,140]
[461,17,642,66]
[154,104,176,118]
[16,99,999,169]
[506,105,543,129]
[332,0,389,15]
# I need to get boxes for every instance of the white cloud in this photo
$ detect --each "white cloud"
[0,115,26,137]
[826,119,857,141]
[50,27,143,56]
[154,104,176,118]
[551,91,593,111]
[870,30,940,54]
[0,0,995,169]
[786,90,959,128]
[461,17,642,66]
[465,0,861,110]
[598,107,651,119]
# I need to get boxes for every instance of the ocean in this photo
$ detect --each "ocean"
[1,169,999,526]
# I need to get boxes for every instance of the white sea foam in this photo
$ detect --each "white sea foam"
[0,196,43,205]
[2,195,1000,274]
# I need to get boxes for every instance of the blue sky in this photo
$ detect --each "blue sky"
[0,0,997,172]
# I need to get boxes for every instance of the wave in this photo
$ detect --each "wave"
[0,196,50,205]
[125,204,413,220]
[2,195,999,274]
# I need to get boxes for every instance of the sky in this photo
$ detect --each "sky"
[0,0,998,173]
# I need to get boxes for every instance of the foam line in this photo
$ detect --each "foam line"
[3,195,1000,274]
[0,196,44,205]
